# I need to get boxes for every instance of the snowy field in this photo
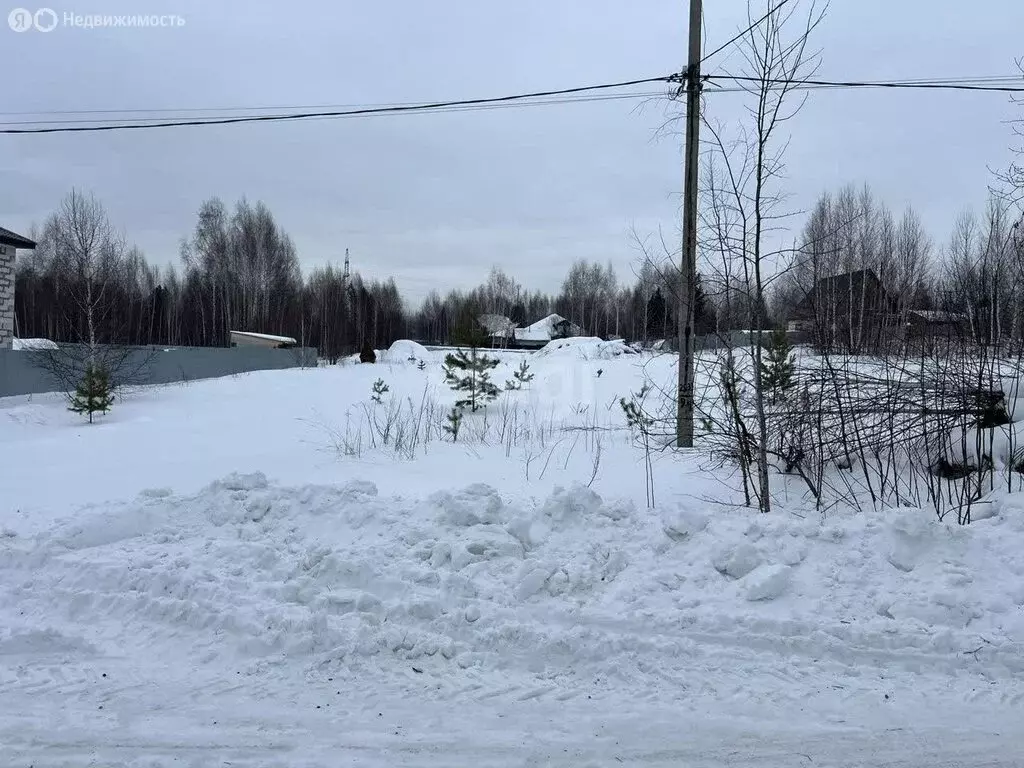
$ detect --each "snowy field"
[2,341,1024,766]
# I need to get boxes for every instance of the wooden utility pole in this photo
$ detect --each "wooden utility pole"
[676,0,703,448]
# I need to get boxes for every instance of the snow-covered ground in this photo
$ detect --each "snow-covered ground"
[2,342,1024,766]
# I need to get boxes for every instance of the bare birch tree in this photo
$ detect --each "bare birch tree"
[26,189,159,398]
[699,0,826,512]
[52,190,122,361]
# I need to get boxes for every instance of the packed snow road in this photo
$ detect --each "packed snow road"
[3,682,1022,767]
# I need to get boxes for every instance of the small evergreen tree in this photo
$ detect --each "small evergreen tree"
[646,288,667,339]
[619,384,654,434]
[694,274,718,335]
[417,360,426,371]
[504,359,535,391]
[760,328,796,404]
[443,348,500,411]
[359,340,376,363]
[370,378,389,404]
[69,364,114,424]
[442,406,463,442]
[620,384,656,508]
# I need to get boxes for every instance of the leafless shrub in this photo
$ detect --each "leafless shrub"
[30,342,158,405]
[747,337,1024,522]
[316,384,630,469]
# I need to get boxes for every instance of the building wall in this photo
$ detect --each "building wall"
[0,244,13,350]
[0,344,318,398]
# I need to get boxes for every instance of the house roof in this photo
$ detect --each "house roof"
[12,337,59,351]
[812,268,882,292]
[0,226,36,249]
[229,330,297,345]
[494,313,582,342]
[791,268,893,319]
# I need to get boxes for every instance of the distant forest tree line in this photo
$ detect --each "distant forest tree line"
[12,184,1020,358]
[13,191,721,359]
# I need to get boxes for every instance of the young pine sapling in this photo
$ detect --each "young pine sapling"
[69,364,114,424]
[620,384,656,507]
[370,378,390,404]
[442,406,463,442]
[443,348,500,412]
[760,328,796,405]
[505,358,535,391]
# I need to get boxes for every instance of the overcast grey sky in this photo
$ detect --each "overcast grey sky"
[3,1,1023,303]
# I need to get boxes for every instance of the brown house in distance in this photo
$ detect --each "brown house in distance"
[903,309,969,344]
[788,269,971,351]
[788,269,898,352]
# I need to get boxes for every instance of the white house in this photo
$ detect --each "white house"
[0,227,36,349]
[492,313,584,350]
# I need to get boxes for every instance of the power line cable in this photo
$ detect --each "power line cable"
[705,74,1024,93]
[0,75,679,135]
[0,89,673,119]
[0,91,671,128]
[0,101,414,117]
[6,72,1023,135]
[5,74,1016,123]
[700,0,792,65]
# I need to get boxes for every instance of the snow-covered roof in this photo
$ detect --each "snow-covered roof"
[507,327,551,342]
[525,314,571,333]
[494,313,581,341]
[229,331,298,345]
[12,338,58,351]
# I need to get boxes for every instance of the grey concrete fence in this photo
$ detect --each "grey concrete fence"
[0,344,318,398]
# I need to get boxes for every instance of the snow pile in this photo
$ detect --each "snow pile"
[743,564,792,602]
[535,336,638,361]
[380,339,432,363]
[11,338,58,351]
[8,475,1024,694]
[5,457,1024,761]
[1003,374,1024,421]
[946,377,1024,471]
